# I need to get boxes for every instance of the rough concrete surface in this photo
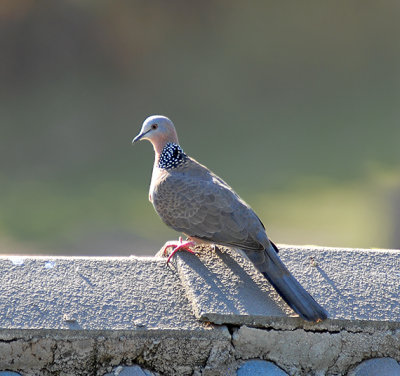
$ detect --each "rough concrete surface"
[0,256,217,331]
[170,245,400,331]
[0,256,229,375]
[0,245,399,375]
[170,246,291,323]
[232,325,400,375]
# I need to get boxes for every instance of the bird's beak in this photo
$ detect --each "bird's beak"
[132,134,143,144]
[132,129,150,144]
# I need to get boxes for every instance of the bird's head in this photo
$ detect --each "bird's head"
[133,115,179,154]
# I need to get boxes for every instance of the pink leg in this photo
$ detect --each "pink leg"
[161,236,195,264]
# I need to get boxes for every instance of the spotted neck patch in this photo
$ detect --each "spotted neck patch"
[158,143,188,170]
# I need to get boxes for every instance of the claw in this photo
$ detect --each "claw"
[161,236,195,264]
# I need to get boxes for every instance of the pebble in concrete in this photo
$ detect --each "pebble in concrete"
[349,357,400,376]
[237,360,288,376]
[104,365,157,376]
[0,372,22,376]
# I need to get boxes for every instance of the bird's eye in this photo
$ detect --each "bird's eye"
[151,124,158,130]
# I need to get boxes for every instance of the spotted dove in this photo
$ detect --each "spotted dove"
[133,115,328,322]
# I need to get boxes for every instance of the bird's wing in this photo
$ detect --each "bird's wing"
[152,161,268,251]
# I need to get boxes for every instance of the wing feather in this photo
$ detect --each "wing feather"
[152,158,268,251]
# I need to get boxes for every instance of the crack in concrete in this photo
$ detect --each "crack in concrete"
[0,338,23,343]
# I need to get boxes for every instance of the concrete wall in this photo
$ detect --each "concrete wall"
[0,245,399,375]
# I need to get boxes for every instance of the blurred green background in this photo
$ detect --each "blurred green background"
[1,1,399,255]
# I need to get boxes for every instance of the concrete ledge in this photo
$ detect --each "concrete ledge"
[0,245,399,375]
[169,245,400,331]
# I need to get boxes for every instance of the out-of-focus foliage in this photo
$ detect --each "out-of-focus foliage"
[0,1,399,255]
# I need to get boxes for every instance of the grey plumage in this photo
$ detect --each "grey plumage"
[134,116,328,322]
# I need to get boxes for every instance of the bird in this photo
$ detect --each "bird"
[132,115,328,322]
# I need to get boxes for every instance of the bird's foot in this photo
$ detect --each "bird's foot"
[161,236,196,264]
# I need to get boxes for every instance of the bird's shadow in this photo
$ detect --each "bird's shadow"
[174,247,286,317]
[314,263,350,309]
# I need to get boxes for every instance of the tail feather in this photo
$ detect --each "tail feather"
[244,245,328,322]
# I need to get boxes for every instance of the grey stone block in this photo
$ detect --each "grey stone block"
[0,255,223,332]
[349,357,400,376]
[0,256,230,375]
[237,360,288,375]
[170,245,400,330]
[171,246,289,323]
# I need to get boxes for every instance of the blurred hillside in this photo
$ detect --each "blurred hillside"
[0,1,399,255]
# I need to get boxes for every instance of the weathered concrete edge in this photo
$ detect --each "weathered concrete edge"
[1,322,400,375]
[232,324,400,376]
[199,314,400,333]
[0,327,230,341]
[0,327,234,376]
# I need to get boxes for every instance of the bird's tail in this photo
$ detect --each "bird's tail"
[243,244,328,322]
